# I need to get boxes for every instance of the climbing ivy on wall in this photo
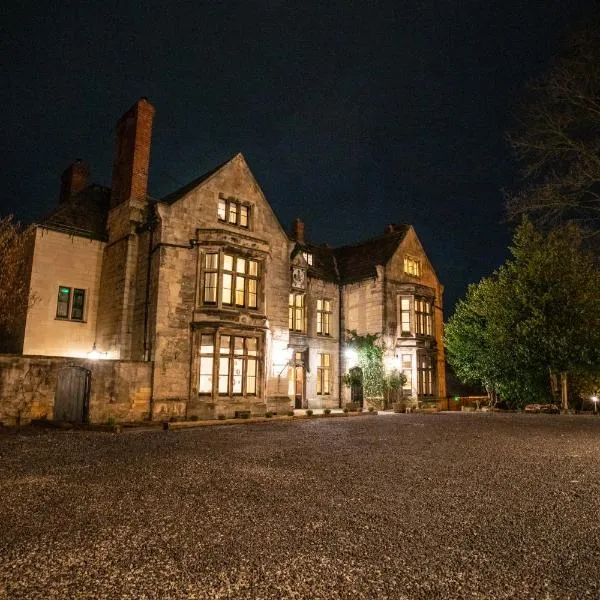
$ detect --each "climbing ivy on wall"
[345,330,386,399]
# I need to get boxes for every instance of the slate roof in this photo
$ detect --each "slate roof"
[38,184,111,241]
[298,225,410,284]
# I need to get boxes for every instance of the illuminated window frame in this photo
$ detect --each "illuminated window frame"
[202,252,260,310]
[56,286,86,321]
[302,251,313,266]
[317,353,331,395]
[316,299,331,336]
[198,332,260,397]
[417,353,434,397]
[218,197,250,229]
[404,257,421,278]
[289,293,306,332]
[415,297,433,336]
[400,296,411,335]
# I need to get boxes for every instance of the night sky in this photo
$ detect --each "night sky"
[1,0,597,314]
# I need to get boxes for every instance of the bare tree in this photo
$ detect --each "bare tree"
[0,215,36,349]
[507,19,600,235]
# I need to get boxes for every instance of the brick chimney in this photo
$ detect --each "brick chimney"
[59,159,89,204]
[110,97,155,210]
[292,217,305,244]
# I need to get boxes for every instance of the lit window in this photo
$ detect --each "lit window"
[317,353,331,395]
[202,252,260,309]
[289,293,305,332]
[56,286,85,321]
[316,299,331,336]
[415,297,433,336]
[302,251,313,266]
[217,197,250,229]
[417,354,434,396]
[404,257,421,277]
[198,333,260,396]
[400,297,411,334]
[402,354,412,390]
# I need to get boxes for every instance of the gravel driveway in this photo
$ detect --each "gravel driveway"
[0,413,599,599]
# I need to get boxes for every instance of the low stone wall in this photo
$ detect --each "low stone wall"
[0,355,152,425]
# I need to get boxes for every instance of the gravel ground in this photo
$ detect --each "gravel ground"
[0,413,599,600]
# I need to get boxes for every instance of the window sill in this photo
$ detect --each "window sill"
[55,317,87,323]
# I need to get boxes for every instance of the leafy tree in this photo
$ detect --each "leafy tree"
[0,215,36,350]
[445,219,600,408]
[345,330,386,404]
[507,19,600,235]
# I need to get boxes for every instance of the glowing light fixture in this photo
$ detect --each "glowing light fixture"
[87,342,106,360]
[592,395,599,414]
[344,348,358,366]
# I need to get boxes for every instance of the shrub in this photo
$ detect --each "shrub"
[240,413,250,419]
[189,415,199,421]
[368,406,375,412]
[357,407,363,413]
[217,414,226,420]
[323,408,331,415]
[343,407,349,413]
[287,411,294,416]
[265,411,273,418]
[306,409,313,416]
[105,416,116,426]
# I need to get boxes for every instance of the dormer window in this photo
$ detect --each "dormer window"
[302,251,313,266]
[404,257,421,277]
[218,197,250,229]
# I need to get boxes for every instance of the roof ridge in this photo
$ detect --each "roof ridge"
[333,225,409,251]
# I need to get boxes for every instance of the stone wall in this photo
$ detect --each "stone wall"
[0,355,152,426]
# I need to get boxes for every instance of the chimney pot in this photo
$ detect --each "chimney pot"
[59,159,89,204]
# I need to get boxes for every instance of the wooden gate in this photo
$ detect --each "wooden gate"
[54,366,91,423]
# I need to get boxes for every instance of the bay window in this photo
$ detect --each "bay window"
[198,333,260,396]
[202,252,260,309]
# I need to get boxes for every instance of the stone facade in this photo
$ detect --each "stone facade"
[1,98,446,423]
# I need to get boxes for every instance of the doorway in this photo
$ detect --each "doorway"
[289,351,306,409]
[54,365,91,423]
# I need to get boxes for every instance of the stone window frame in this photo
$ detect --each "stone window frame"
[401,353,412,391]
[398,294,434,337]
[317,352,331,395]
[196,330,262,398]
[200,250,261,311]
[417,352,434,397]
[404,256,421,278]
[415,297,433,336]
[316,298,332,336]
[218,195,251,229]
[56,285,86,322]
[289,292,306,333]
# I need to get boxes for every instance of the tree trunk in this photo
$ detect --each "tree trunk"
[560,371,569,412]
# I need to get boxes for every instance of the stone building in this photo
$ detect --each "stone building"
[1,98,445,423]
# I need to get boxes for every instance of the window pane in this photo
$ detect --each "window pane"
[246,359,257,394]
[323,313,330,335]
[246,338,257,356]
[403,369,412,389]
[324,371,330,394]
[240,205,248,227]
[323,353,330,367]
[317,311,322,333]
[402,354,412,368]
[199,357,214,393]
[236,258,246,274]
[317,299,322,311]
[219,357,230,394]
[234,337,244,355]
[232,358,243,393]
[228,202,237,224]
[235,275,245,306]
[223,254,234,271]
[200,334,214,354]
[57,286,70,318]
[248,279,257,309]
[71,288,85,320]
[401,298,410,310]
[317,369,322,395]
[222,273,232,304]
[204,272,217,303]
[218,200,226,221]
[205,253,218,269]
[220,335,230,353]
[248,260,258,276]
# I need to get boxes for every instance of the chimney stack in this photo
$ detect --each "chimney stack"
[59,159,89,204]
[292,217,305,244]
[110,97,155,210]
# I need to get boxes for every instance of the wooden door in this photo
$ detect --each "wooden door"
[54,366,91,423]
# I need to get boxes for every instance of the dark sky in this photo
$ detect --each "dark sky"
[1,0,597,314]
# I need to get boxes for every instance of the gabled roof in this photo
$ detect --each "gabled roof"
[333,226,410,283]
[295,242,339,282]
[161,156,235,205]
[37,184,111,241]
